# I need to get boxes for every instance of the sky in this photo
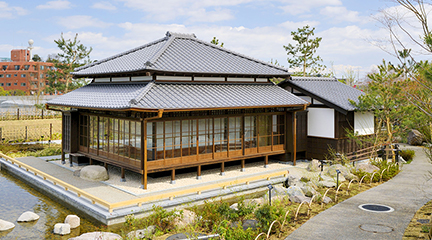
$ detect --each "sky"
[0,0,423,81]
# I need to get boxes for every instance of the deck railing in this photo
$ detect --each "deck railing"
[0,152,288,213]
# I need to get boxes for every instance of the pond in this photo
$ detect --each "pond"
[0,169,122,239]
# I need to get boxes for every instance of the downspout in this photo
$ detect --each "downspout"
[141,109,164,189]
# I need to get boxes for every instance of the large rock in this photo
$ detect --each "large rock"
[17,211,39,222]
[356,163,379,173]
[80,165,109,181]
[174,210,197,228]
[65,215,80,229]
[127,226,156,239]
[0,219,14,231]
[306,159,321,172]
[408,129,425,145]
[318,175,337,188]
[300,182,319,197]
[286,176,305,188]
[325,164,350,181]
[263,185,289,200]
[287,186,306,203]
[243,198,263,206]
[69,232,122,240]
[291,195,312,204]
[53,223,70,235]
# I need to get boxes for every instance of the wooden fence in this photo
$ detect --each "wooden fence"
[0,108,61,121]
[0,123,62,142]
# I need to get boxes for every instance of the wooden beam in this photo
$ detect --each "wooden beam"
[292,112,297,166]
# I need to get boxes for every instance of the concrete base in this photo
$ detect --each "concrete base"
[120,178,126,182]
[0,158,287,226]
[220,172,225,176]
[241,168,245,172]
[170,180,176,184]
[196,176,202,180]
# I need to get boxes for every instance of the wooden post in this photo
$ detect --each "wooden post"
[61,112,65,164]
[292,112,297,166]
[241,159,245,172]
[41,109,44,119]
[50,123,52,140]
[220,162,225,176]
[264,155,268,168]
[0,127,2,142]
[17,108,19,120]
[171,169,176,184]
[141,116,147,190]
[25,126,28,142]
[120,167,126,182]
[197,165,202,180]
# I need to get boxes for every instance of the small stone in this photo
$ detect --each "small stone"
[80,165,109,181]
[322,196,333,204]
[17,211,39,222]
[53,223,71,235]
[65,215,80,229]
[306,159,321,172]
[243,198,263,206]
[356,163,379,173]
[127,225,156,239]
[230,203,239,211]
[69,232,122,240]
[286,186,305,197]
[0,219,15,231]
[290,195,312,204]
[174,210,197,229]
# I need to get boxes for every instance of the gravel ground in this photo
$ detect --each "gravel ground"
[52,159,312,196]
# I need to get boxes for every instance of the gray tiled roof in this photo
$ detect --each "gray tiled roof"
[73,32,290,77]
[47,81,308,110]
[283,77,364,112]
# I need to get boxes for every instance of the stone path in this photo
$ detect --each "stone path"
[285,145,432,240]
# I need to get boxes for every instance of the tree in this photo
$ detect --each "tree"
[46,33,92,94]
[0,87,9,96]
[32,54,42,62]
[351,60,407,159]
[283,25,326,77]
[210,37,224,47]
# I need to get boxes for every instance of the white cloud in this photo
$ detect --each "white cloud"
[320,6,369,23]
[278,20,321,31]
[118,0,253,22]
[278,0,342,15]
[91,1,117,11]
[0,1,28,19]
[36,0,71,10]
[57,16,112,29]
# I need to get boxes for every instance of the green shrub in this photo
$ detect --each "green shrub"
[400,149,415,163]
[216,220,258,240]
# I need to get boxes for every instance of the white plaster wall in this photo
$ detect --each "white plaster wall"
[307,108,335,138]
[354,112,375,135]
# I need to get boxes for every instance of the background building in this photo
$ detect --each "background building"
[0,49,54,95]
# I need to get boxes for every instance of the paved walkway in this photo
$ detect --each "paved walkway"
[286,145,432,240]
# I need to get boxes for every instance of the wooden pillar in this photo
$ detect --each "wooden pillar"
[61,112,65,164]
[141,114,147,190]
[220,162,225,176]
[104,162,108,170]
[241,159,245,172]
[89,158,93,165]
[171,169,176,184]
[264,155,268,168]
[197,165,202,180]
[292,112,297,166]
[120,167,126,182]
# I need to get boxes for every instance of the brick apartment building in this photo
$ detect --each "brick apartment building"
[0,49,54,95]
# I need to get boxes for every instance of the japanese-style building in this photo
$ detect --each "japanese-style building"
[279,76,375,160]
[46,32,309,189]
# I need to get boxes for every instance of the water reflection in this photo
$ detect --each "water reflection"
[0,169,120,239]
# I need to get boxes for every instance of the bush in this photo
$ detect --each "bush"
[400,149,415,163]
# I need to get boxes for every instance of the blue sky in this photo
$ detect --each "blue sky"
[0,0,417,80]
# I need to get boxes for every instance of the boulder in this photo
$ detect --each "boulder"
[290,195,312,204]
[17,211,39,222]
[0,219,14,231]
[325,164,349,181]
[65,215,80,229]
[230,203,238,211]
[263,185,289,200]
[174,210,197,228]
[318,175,337,188]
[243,198,263,206]
[300,183,319,197]
[306,159,321,172]
[286,186,305,198]
[286,176,305,188]
[127,225,156,239]
[80,165,109,181]
[69,232,122,240]
[53,223,70,235]
[356,163,379,173]
[408,129,425,145]
[322,196,333,204]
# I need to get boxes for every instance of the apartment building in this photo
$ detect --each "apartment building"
[0,49,54,95]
